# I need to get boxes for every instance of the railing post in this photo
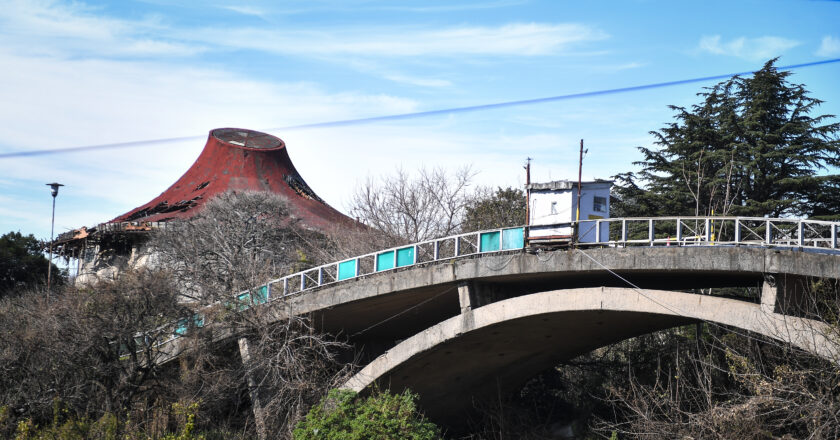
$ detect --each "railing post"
[433,240,439,260]
[648,219,654,246]
[766,220,773,245]
[704,218,711,243]
[266,282,271,301]
[498,229,503,249]
[621,219,627,245]
[676,218,683,245]
[300,273,305,290]
[283,277,288,296]
[455,237,461,257]
[734,218,741,244]
[798,220,805,247]
[354,258,360,277]
[595,220,601,243]
[413,245,418,264]
[832,224,838,249]
[317,267,323,285]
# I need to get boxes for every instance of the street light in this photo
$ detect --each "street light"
[46,182,64,299]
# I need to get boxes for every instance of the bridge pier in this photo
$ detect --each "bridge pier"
[762,274,814,317]
[458,281,509,313]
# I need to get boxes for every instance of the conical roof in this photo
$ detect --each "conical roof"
[112,128,350,230]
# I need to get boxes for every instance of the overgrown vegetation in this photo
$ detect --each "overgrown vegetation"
[294,389,441,440]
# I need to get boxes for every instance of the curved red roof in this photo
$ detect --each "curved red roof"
[112,128,351,230]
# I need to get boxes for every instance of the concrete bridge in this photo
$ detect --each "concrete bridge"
[163,217,840,423]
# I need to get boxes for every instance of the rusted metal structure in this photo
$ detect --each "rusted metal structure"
[54,128,352,282]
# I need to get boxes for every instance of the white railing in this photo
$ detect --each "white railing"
[576,216,840,250]
[165,217,840,340]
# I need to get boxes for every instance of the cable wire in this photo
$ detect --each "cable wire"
[2,57,838,160]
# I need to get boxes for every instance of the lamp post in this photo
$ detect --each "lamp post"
[46,182,64,299]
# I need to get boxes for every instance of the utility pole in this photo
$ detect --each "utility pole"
[46,182,64,300]
[575,140,586,243]
[524,157,532,228]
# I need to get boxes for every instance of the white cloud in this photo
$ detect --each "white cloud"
[816,35,840,57]
[179,22,608,58]
[698,35,800,61]
[0,0,202,58]
[218,5,267,17]
[383,74,453,88]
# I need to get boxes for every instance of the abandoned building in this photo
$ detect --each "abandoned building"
[52,128,352,284]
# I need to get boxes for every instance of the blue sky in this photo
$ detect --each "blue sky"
[1,0,839,241]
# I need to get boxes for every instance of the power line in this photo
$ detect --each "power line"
[2,57,838,160]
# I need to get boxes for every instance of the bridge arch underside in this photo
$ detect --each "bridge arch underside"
[295,247,839,362]
[343,288,833,424]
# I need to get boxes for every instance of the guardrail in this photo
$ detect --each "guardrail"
[163,216,840,342]
[576,216,840,250]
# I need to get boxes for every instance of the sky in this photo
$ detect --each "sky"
[1,0,839,242]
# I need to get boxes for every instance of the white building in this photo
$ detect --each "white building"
[526,180,612,243]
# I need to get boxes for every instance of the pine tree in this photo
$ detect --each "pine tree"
[614,59,840,219]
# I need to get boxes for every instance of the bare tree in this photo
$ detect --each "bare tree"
[592,280,840,439]
[0,269,194,432]
[149,190,319,304]
[149,190,351,439]
[348,166,477,247]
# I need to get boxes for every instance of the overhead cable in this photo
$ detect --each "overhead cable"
[1,57,838,160]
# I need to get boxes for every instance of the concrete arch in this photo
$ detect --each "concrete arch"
[344,287,836,421]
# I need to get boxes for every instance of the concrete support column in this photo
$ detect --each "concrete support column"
[238,337,268,440]
[458,281,509,313]
[762,274,812,316]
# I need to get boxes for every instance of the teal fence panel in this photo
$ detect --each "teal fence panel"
[193,314,204,328]
[396,247,415,267]
[252,285,268,305]
[338,260,357,280]
[174,318,188,336]
[237,292,251,311]
[480,231,501,252]
[376,250,395,271]
[502,227,525,250]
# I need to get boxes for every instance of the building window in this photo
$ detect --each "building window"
[593,196,607,212]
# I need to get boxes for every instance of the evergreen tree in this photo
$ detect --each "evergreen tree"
[0,231,63,297]
[462,186,526,232]
[614,59,840,218]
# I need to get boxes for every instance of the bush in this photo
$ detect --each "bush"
[293,389,441,440]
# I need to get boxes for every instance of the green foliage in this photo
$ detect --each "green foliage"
[614,58,840,218]
[463,187,526,232]
[293,389,441,440]
[2,401,220,440]
[0,231,64,297]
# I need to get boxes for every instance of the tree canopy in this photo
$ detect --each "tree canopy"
[613,59,840,219]
[0,231,63,297]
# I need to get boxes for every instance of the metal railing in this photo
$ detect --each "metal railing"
[163,216,840,341]
[576,216,840,250]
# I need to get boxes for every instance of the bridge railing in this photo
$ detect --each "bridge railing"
[249,226,527,308]
[577,216,840,250]
[162,217,839,344]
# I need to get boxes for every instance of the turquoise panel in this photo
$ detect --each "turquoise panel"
[338,260,357,280]
[396,247,415,267]
[480,231,501,252]
[174,318,188,336]
[502,227,525,250]
[193,314,204,328]
[237,292,251,311]
[252,285,268,305]
[376,251,395,271]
